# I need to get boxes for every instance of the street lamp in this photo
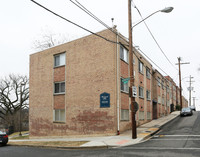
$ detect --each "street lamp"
[132,7,174,28]
[19,82,25,136]
[128,0,173,139]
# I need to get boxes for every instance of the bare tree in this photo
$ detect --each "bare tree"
[0,74,29,122]
[32,29,70,51]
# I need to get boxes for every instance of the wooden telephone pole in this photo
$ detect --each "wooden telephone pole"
[176,57,190,110]
[128,0,136,139]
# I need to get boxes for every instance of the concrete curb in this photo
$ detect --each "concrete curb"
[8,143,109,150]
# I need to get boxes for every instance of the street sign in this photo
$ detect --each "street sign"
[133,102,139,112]
[132,86,137,97]
[122,77,130,84]
[130,102,139,112]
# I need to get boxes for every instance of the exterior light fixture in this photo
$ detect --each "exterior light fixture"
[160,7,174,13]
[132,7,174,28]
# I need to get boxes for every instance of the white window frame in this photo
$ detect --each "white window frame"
[120,46,128,63]
[157,77,161,86]
[139,111,144,120]
[139,60,144,74]
[146,67,150,79]
[167,85,169,93]
[120,78,129,93]
[54,53,66,67]
[146,90,151,100]
[54,82,65,94]
[139,86,144,98]
[158,96,161,104]
[162,80,165,89]
[162,97,165,105]
[121,109,129,121]
[53,109,65,122]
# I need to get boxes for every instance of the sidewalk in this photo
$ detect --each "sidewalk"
[9,111,180,149]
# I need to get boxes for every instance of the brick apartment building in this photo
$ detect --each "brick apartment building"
[30,28,188,138]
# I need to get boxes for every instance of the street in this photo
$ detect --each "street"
[1,111,200,157]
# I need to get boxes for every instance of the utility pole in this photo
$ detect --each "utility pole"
[192,97,196,107]
[128,0,136,139]
[176,57,190,110]
[187,75,194,106]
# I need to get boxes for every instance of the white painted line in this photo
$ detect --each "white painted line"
[150,139,200,141]
[121,147,200,150]
[154,135,200,137]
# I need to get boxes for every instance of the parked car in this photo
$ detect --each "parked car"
[180,107,193,117]
[190,106,196,111]
[0,131,8,145]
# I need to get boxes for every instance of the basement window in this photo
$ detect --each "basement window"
[121,109,129,121]
[53,109,65,122]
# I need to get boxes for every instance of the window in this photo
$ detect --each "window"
[146,67,150,79]
[158,96,161,104]
[54,82,65,94]
[167,85,169,93]
[157,77,161,86]
[162,97,165,105]
[139,86,144,98]
[54,53,65,67]
[120,46,128,63]
[146,90,151,100]
[162,80,164,89]
[121,109,129,121]
[120,78,129,93]
[139,60,143,74]
[139,111,144,120]
[133,58,135,65]
[147,112,151,120]
[53,109,65,122]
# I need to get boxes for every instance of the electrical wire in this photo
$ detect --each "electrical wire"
[70,0,112,31]
[69,0,130,46]
[132,2,178,71]
[30,0,120,45]
[31,0,182,94]
[70,0,176,80]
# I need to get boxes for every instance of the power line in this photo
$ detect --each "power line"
[31,0,178,89]
[132,2,178,71]
[69,0,130,46]
[70,0,174,79]
[135,47,169,76]
[30,0,119,45]
[70,0,112,31]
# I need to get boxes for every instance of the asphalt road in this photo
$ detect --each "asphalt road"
[1,111,200,157]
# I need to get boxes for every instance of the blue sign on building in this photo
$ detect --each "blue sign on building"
[100,92,110,108]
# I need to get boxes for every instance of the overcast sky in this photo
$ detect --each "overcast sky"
[1,0,200,109]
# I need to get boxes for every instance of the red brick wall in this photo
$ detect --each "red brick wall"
[121,93,129,109]
[54,95,65,109]
[30,29,117,137]
[54,66,65,82]
[120,61,129,78]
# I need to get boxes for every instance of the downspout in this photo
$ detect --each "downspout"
[116,31,120,135]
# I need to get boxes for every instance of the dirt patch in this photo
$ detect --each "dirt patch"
[8,141,88,147]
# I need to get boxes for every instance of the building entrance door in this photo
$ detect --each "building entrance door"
[153,101,157,119]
